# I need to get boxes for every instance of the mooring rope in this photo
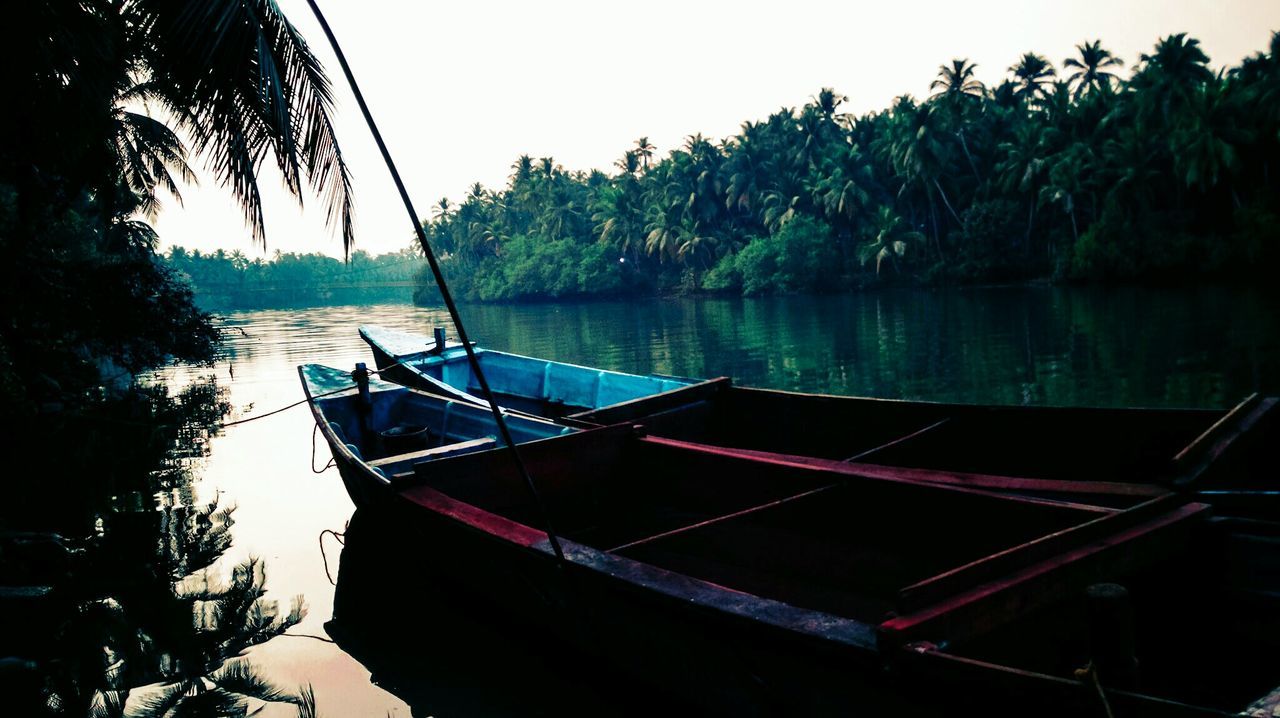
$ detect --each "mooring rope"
[217,359,413,429]
[319,525,347,586]
[1073,662,1116,718]
[311,423,336,473]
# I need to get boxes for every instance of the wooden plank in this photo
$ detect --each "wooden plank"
[878,502,1211,650]
[566,377,731,426]
[1172,394,1277,487]
[368,437,496,468]
[896,495,1178,613]
[642,436,1163,501]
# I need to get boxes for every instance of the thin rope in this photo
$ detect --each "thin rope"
[1073,662,1116,718]
[217,360,407,429]
[319,527,346,586]
[304,0,566,563]
[311,423,336,473]
[280,633,336,644]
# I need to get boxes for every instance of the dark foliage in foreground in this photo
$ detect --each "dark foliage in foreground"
[414,32,1280,302]
[1,0,354,412]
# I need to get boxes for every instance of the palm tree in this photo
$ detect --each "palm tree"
[1173,78,1252,198]
[509,154,534,185]
[859,206,924,275]
[1009,53,1058,103]
[996,122,1057,250]
[129,0,356,251]
[930,59,985,99]
[615,150,642,175]
[635,136,656,170]
[1132,34,1215,122]
[811,87,848,118]
[431,197,452,220]
[1063,40,1125,97]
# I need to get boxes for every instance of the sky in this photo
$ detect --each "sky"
[152,0,1280,259]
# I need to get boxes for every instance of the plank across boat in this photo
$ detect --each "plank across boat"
[302,364,1280,715]
[359,324,696,418]
[569,380,1279,513]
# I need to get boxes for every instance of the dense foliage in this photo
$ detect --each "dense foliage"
[164,247,423,310]
[1,1,353,412]
[416,32,1280,302]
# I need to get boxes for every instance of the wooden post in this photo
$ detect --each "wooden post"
[432,326,447,354]
[1086,582,1139,690]
[352,362,374,442]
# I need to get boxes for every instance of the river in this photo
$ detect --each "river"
[50,286,1280,715]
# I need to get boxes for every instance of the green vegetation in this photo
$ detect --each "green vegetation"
[2,1,353,413]
[5,377,321,717]
[416,32,1280,303]
[164,247,423,310]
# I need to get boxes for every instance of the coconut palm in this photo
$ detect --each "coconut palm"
[615,150,642,175]
[635,136,657,170]
[859,206,924,274]
[930,59,985,99]
[129,0,356,251]
[1131,34,1215,122]
[1063,40,1125,97]
[1009,53,1058,103]
[811,87,849,118]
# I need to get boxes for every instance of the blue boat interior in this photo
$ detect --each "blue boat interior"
[360,324,694,417]
[301,364,572,478]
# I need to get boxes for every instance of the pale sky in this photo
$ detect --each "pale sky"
[152,0,1280,259]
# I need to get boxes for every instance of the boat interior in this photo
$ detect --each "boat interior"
[404,348,693,417]
[361,324,693,416]
[302,364,573,478]
[392,429,1280,712]
[398,429,1163,622]
[573,382,1279,486]
[930,514,1280,712]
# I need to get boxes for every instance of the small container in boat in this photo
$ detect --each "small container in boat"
[379,424,431,453]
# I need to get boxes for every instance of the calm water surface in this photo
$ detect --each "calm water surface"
[149,286,1278,715]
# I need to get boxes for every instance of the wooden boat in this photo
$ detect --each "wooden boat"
[359,326,1277,515]
[302,364,1280,716]
[359,324,695,417]
[299,364,573,506]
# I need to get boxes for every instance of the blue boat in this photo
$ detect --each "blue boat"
[298,363,573,504]
[359,324,698,418]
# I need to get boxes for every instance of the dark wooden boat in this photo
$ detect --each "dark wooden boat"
[358,325,1278,515]
[302,364,1280,716]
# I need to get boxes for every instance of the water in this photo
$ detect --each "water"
[23,286,1280,716]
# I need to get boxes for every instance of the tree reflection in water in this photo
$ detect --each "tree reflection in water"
[329,511,676,717]
[2,377,315,717]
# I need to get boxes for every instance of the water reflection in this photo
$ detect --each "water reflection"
[329,511,671,717]
[9,286,1276,716]
[3,378,311,717]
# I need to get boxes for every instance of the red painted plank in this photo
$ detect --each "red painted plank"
[641,435,1147,508]
[879,502,1211,649]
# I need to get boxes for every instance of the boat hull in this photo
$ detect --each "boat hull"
[328,453,1236,717]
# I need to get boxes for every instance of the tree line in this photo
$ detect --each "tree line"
[164,247,422,310]
[415,32,1280,303]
